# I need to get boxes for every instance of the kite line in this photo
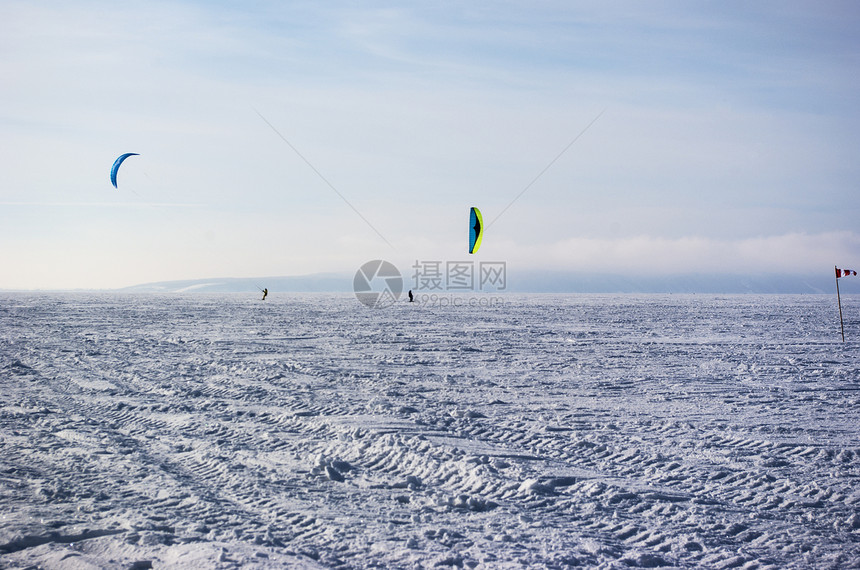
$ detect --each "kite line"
[254,108,393,249]
[488,108,606,228]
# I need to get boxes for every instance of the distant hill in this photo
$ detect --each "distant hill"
[508,272,837,294]
[121,274,350,293]
[119,271,845,294]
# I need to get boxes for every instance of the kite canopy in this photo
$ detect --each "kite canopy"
[110,153,139,188]
[468,206,483,254]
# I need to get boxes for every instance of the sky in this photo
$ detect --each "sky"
[2,1,859,290]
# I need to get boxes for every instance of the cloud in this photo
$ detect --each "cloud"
[497,231,860,275]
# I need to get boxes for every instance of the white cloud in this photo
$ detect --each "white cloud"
[494,231,860,275]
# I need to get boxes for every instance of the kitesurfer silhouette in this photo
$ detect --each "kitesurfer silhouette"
[408,290,414,302]
[262,288,268,300]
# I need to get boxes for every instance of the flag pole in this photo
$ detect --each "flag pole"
[836,266,845,342]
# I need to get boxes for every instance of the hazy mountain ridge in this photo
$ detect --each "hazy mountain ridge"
[120,274,349,293]
[118,272,847,294]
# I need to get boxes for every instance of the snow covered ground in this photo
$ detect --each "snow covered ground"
[1,293,859,569]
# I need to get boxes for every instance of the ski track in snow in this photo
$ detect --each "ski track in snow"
[1,293,859,569]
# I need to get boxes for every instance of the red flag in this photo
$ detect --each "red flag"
[836,268,857,278]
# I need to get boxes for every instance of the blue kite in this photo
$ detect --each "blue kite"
[110,153,139,188]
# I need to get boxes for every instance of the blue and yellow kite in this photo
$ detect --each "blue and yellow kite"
[468,207,483,254]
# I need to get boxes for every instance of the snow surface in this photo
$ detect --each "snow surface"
[1,293,859,569]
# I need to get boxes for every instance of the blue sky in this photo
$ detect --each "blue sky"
[2,1,859,289]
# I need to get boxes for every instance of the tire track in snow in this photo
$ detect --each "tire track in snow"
[4,293,860,568]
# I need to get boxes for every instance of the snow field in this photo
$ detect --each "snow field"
[1,293,859,568]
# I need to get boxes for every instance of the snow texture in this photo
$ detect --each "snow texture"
[1,293,859,569]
